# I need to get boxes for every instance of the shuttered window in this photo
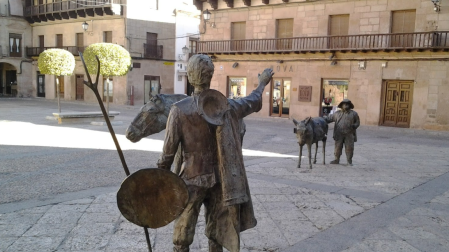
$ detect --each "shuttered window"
[103,31,112,43]
[329,15,349,49]
[276,19,293,50]
[391,10,416,47]
[276,19,293,38]
[76,33,84,48]
[56,34,63,47]
[329,15,349,36]
[392,10,416,33]
[231,22,246,51]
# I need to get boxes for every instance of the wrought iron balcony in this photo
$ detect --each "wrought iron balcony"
[143,44,163,59]
[24,0,122,24]
[198,31,449,54]
[26,46,85,57]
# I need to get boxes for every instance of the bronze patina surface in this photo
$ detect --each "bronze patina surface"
[157,54,274,252]
[324,99,360,166]
[293,116,328,169]
[117,168,189,229]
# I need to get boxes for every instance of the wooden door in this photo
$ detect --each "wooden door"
[76,75,84,100]
[276,19,293,50]
[56,34,63,48]
[76,33,84,50]
[231,22,246,51]
[391,10,416,48]
[104,31,112,43]
[329,15,349,49]
[382,81,413,127]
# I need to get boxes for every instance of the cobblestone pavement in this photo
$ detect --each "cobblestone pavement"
[1,98,449,252]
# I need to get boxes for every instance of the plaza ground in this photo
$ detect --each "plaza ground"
[1,97,449,252]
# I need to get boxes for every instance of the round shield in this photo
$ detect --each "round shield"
[197,89,229,126]
[117,168,189,229]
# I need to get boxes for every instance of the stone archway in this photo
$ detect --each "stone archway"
[0,62,18,97]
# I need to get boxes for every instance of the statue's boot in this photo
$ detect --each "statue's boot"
[174,245,189,252]
[209,239,223,252]
[346,151,353,166]
[330,158,340,164]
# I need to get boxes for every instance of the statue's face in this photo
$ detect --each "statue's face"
[341,103,350,111]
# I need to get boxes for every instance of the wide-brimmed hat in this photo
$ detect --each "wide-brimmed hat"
[338,99,354,109]
[197,89,229,126]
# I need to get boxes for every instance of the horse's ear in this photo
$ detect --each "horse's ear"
[293,119,299,126]
[305,117,311,125]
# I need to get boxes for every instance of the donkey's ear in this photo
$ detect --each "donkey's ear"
[293,119,299,126]
[305,117,312,125]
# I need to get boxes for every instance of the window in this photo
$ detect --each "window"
[145,32,159,58]
[9,34,22,57]
[391,10,416,47]
[39,35,44,48]
[103,31,112,43]
[189,39,197,57]
[228,77,247,99]
[276,19,293,50]
[56,34,63,48]
[329,15,349,49]
[231,22,246,51]
[76,33,84,47]
[321,79,349,116]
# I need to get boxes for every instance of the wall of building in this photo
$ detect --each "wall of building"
[198,0,449,130]
[0,0,32,97]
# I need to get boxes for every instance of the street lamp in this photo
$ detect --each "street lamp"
[431,0,440,12]
[203,9,211,22]
[182,46,190,55]
[82,21,89,31]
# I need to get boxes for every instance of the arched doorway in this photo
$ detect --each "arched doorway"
[0,63,17,97]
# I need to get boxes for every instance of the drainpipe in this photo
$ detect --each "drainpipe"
[17,60,33,74]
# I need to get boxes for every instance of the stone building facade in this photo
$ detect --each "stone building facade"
[0,0,33,97]
[1,0,199,106]
[195,0,449,130]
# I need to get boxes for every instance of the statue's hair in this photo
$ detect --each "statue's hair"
[187,54,214,86]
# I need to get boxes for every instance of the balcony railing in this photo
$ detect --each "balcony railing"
[198,31,449,54]
[26,46,85,57]
[143,44,163,59]
[24,0,121,23]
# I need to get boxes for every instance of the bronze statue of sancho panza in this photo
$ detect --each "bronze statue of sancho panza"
[158,54,274,252]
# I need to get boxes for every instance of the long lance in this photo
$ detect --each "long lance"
[79,52,153,252]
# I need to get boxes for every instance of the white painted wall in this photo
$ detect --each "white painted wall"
[174,1,200,94]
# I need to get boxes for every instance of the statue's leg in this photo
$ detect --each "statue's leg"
[322,139,326,165]
[173,185,206,252]
[344,134,355,166]
[307,144,312,169]
[298,145,302,168]
[204,184,240,252]
[330,139,343,164]
[313,142,318,164]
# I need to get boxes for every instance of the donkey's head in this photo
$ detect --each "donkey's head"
[293,117,313,146]
[126,94,187,142]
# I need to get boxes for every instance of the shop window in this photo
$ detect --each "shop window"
[321,79,348,116]
[144,75,160,104]
[9,34,22,57]
[228,77,247,99]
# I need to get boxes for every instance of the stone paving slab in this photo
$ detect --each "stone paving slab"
[2,98,449,251]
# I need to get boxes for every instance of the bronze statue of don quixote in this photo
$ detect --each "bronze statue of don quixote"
[78,51,274,252]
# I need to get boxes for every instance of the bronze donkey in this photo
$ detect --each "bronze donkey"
[293,117,328,169]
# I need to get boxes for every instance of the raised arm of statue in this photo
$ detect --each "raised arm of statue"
[230,68,274,119]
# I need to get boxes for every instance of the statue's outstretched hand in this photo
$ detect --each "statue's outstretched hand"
[258,68,275,87]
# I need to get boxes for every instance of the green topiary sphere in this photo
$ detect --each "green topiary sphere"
[38,49,75,76]
[83,43,131,77]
